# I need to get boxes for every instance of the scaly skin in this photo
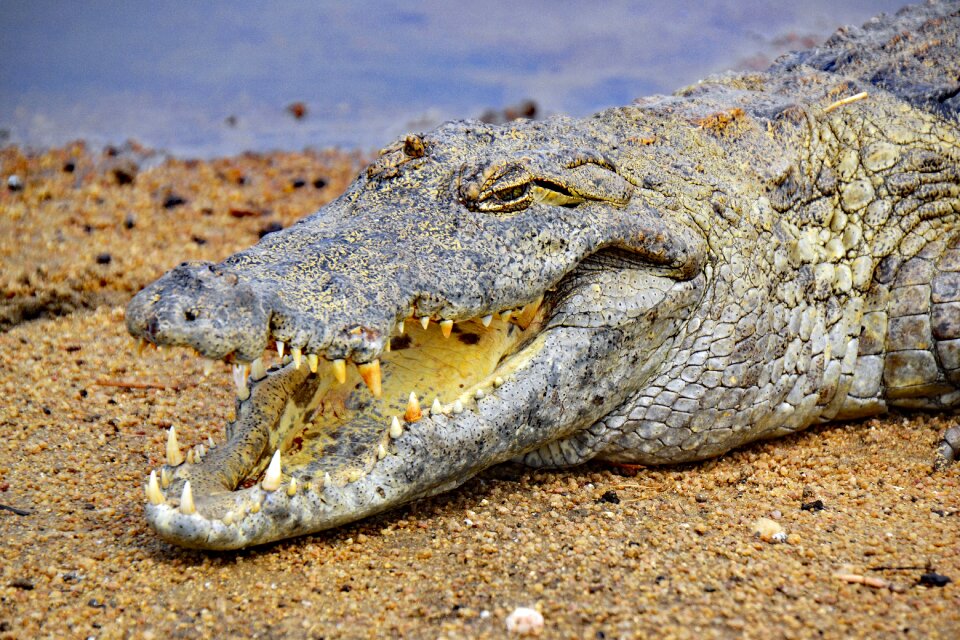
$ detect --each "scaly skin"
[126,1,960,549]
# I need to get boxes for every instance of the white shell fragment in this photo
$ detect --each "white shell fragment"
[505,607,544,636]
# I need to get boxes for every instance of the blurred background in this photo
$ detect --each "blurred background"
[1,0,905,157]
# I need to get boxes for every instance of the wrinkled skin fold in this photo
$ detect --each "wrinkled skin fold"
[127,1,960,549]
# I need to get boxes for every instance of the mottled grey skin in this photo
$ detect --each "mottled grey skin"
[127,1,960,549]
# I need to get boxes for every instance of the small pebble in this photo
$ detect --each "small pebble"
[7,174,23,191]
[752,517,785,543]
[506,607,544,636]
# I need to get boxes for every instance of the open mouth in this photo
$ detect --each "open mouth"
[140,293,550,546]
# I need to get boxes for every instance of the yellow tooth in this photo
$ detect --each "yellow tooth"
[481,315,493,327]
[161,468,172,488]
[377,443,388,460]
[516,295,543,330]
[250,357,266,380]
[307,353,318,373]
[196,444,205,460]
[287,477,298,496]
[186,449,195,465]
[206,436,215,449]
[146,470,163,505]
[262,450,283,491]
[385,339,391,353]
[180,481,195,515]
[398,319,405,335]
[500,310,512,322]
[292,347,302,369]
[431,397,443,415]
[250,501,260,514]
[357,360,382,397]
[332,359,347,384]
[420,316,430,330]
[475,389,485,400]
[166,427,184,466]
[405,392,422,422]
[439,320,453,338]
[276,341,285,359]
[389,416,403,439]
[136,338,146,357]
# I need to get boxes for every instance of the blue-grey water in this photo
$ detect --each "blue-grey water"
[0,0,906,157]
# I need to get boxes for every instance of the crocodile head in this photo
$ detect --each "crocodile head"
[126,118,708,549]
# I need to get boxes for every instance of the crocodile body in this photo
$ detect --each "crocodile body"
[126,1,960,549]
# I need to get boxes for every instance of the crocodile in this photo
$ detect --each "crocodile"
[126,1,960,549]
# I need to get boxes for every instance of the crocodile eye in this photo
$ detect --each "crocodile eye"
[493,183,529,203]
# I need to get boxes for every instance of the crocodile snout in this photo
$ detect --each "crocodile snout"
[126,261,271,361]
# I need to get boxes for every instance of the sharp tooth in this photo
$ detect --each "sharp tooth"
[232,364,250,400]
[166,427,184,466]
[431,397,443,415]
[398,319,405,335]
[136,338,146,356]
[161,468,172,488]
[377,443,387,460]
[186,449,195,465]
[307,353,318,373]
[357,360,382,397]
[196,444,205,460]
[494,376,505,388]
[146,470,163,505]
[405,392,422,422]
[420,316,430,330]
[276,341,285,359]
[384,339,391,353]
[180,481,195,515]
[207,436,215,448]
[251,357,266,380]
[475,389,485,400]
[439,320,454,338]
[389,416,403,439]
[332,359,347,384]
[516,295,543,330]
[500,310,512,322]
[223,511,234,525]
[202,359,215,376]
[292,347,302,369]
[262,450,283,491]
[481,314,493,327]
[286,477,298,496]
[453,399,464,414]
[323,472,331,487]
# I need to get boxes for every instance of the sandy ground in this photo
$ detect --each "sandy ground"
[0,145,958,639]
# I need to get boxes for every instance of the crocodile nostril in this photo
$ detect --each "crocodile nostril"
[184,310,197,322]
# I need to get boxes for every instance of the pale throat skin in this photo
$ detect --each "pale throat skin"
[125,1,960,549]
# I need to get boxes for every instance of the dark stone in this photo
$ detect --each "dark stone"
[258,222,284,238]
[10,578,33,590]
[162,194,187,209]
[597,490,620,504]
[918,572,952,587]
[801,499,825,511]
[95,253,112,265]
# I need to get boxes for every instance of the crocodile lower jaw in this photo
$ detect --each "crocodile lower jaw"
[141,301,549,549]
